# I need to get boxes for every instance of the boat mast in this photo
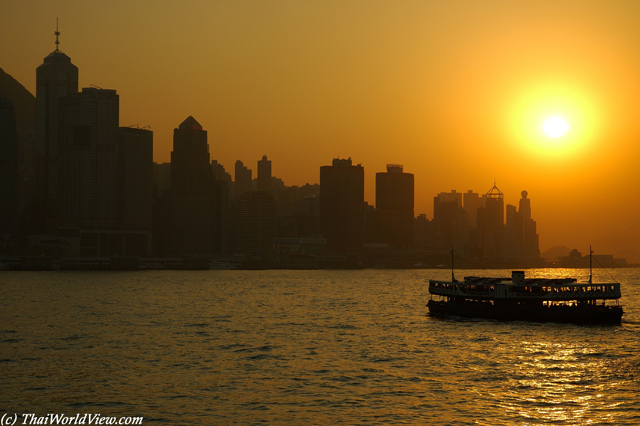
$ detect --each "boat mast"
[451,246,457,282]
[589,246,593,284]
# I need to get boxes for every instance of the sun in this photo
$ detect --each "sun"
[543,116,570,138]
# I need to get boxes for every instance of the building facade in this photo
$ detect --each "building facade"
[234,160,252,200]
[320,158,365,252]
[58,87,120,229]
[0,98,19,250]
[257,155,272,194]
[170,116,214,255]
[36,31,78,204]
[235,191,277,254]
[375,164,414,248]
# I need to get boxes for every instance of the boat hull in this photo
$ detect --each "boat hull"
[427,300,623,325]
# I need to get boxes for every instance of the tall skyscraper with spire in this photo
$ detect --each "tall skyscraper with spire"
[36,22,78,205]
[483,182,505,260]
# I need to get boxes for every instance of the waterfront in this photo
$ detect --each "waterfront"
[2,269,639,425]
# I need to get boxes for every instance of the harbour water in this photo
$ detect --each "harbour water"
[2,269,639,425]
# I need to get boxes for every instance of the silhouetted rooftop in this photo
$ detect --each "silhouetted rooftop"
[179,116,203,131]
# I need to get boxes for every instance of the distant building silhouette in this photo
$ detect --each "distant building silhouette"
[170,116,213,255]
[212,159,232,185]
[506,190,540,261]
[433,190,468,256]
[257,155,272,194]
[320,158,364,252]
[119,127,153,233]
[211,160,232,255]
[0,98,19,252]
[58,88,120,229]
[375,164,414,248]
[462,190,482,229]
[152,162,171,194]
[57,88,153,257]
[235,191,277,254]
[234,160,252,199]
[482,183,505,260]
[36,27,78,205]
[0,68,37,242]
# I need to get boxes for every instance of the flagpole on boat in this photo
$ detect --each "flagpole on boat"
[589,246,593,284]
[451,246,457,282]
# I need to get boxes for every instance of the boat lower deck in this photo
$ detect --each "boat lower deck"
[427,299,623,325]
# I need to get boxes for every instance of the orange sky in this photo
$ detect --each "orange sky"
[2,0,640,261]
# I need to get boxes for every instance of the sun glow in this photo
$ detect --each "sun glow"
[503,81,602,159]
[543,116,570,138]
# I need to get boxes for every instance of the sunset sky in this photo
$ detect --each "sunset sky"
[2,0,640,261]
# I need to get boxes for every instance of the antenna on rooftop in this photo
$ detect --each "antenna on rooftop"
[55,18,61,52]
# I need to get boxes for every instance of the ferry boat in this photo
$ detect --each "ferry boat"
[427,251,623,324]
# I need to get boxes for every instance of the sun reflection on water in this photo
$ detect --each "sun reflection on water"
[493,339,627,424]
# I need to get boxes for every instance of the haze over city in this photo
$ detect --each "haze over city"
[2,0,640,261]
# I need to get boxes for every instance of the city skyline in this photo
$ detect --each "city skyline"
[2,1,640,261]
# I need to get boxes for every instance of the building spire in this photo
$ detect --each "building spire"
[54,18,61,52]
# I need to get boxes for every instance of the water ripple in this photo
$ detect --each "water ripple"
[1,269,639,425]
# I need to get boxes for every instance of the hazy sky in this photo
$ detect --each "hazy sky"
[3,0,640,261]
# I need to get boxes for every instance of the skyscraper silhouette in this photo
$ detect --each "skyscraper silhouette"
[433,190,465,254]
[320,158,364,252]
[119,127,153,232]
[170,116,213,255]
[235,191,277,254]
[375,164,414,247]
[257,155,272,194]
[36,24,78,204]
[234,160,252,199]
[483,183,505,260]
[0,98,18,251]
[518,190,540,260]
[58,88,120,229]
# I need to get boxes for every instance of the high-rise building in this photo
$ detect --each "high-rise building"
[235,191,277,254]
[375,164,414,247]
[170,116,213,255]
[119,127,153,256]
[483,183,505,260]
[0,98,19,250]
[211,160,232,255]
[36,25,78,203]
[257,155,272,194]
[234,160,252,199]
[57,88,153,257]
[433,190,468,256]
[515,190,540,260]
[211,159,232,185]
[152,162,171,194]
[463,190,482,229]
[320,158,364,252]
[119,127,153,231]
[58,88,120,229]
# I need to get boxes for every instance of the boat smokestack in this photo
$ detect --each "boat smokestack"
[512,271,525,284]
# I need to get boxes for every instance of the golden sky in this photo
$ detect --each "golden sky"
[2,0,640,261]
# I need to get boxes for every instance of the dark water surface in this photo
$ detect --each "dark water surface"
[2,269,639,425]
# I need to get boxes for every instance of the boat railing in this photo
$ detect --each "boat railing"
[429,281,496,298]
[505,283,620,300]
[429,280,620,300]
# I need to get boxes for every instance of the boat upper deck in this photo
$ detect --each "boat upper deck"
[429,271,621,301]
